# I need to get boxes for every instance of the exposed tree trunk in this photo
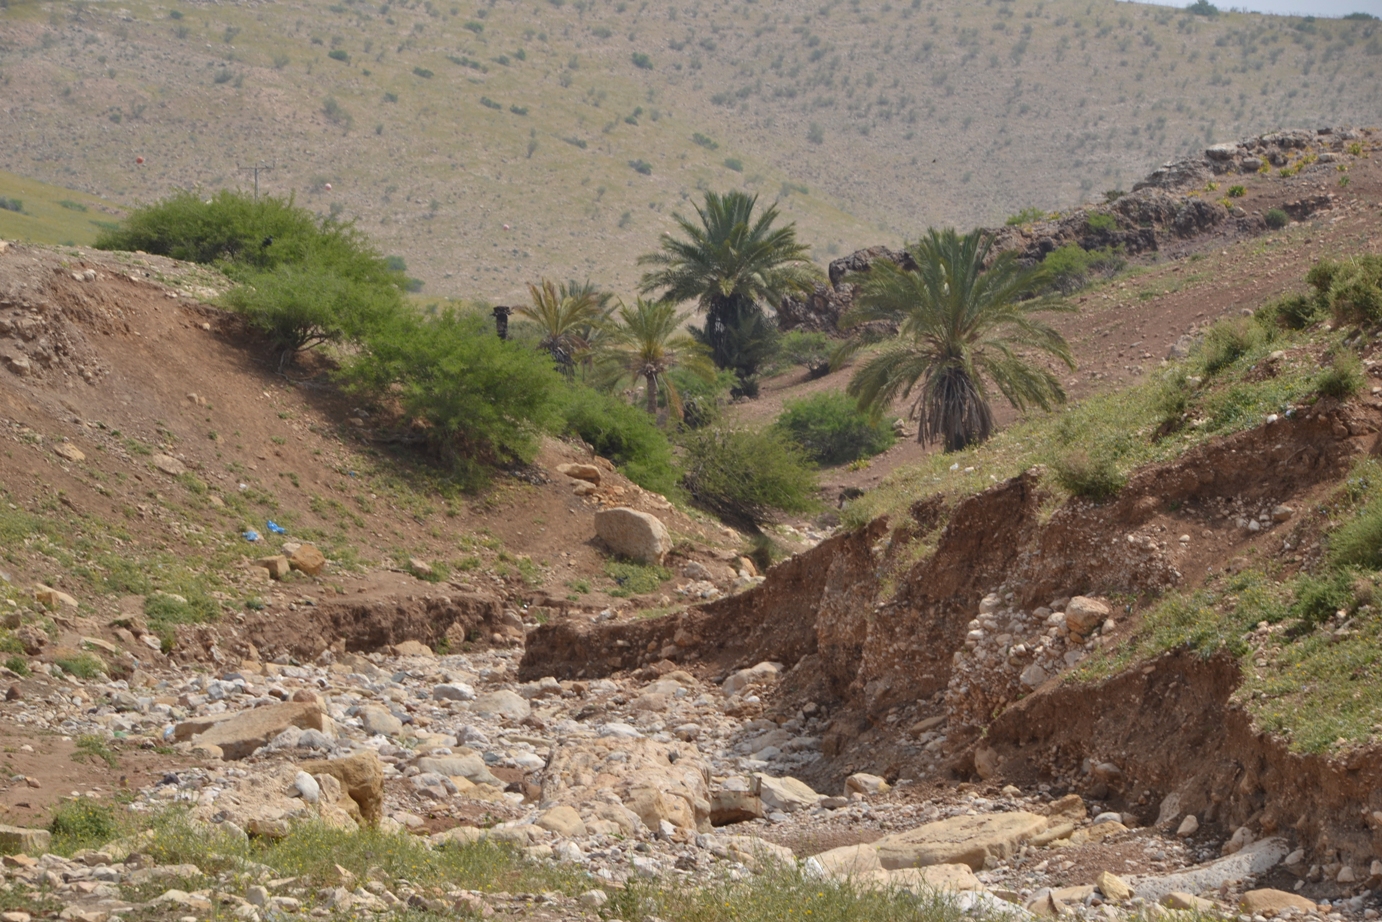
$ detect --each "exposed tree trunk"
[645,372,659,414]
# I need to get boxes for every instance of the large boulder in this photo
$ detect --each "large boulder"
[0,825,51,855]
[594,507,672,565]
[542,735,711,833]
[474,690,531,721]
[752,773,822,813]
[873,812,1049,870]
[299,751,385,825]
[1064,596,1111,634]
[189,701,333,760]
[416,754,502,787]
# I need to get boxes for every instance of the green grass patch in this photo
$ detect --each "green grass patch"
[604,559,672,597]
[48,799,125,854]
[54,652,105,679]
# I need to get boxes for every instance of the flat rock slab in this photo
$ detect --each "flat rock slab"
[190,700,332,760]
[874,811,1049,870]
[0,826,51,855]
[1130,837,1289,904]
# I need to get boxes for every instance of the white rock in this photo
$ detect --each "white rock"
[1177,815,1199,837]
[433,683,476,701]
[293,771,320,804]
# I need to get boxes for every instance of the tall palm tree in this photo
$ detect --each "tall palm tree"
[839,227,1075,452]
[601,299,716,419]
[637,190,820,381]
[516,278,613,373]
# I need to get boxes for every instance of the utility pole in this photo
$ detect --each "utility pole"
[238,162,275,199]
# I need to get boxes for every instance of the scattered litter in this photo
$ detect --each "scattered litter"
[266,521,287,535]
[243,530,261,542]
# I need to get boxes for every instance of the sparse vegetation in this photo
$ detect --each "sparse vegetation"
[679,425,818,527]
[1265,207,1290,230]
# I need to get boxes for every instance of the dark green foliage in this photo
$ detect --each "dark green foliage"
[723,157,743,172]
[1265,207,1290,229]
[96,191,406,367]
[558,387,680,498]
[1042,243,1125,294]
[1085,212,1117,233]
[1329,503,1382,571]
[328,48,349,61]
[631,52,653,69]
[1052,449,1125,500]
[49,799,121,853]
[774,392,895,465]
[1317,351,1364,400]
[1291,570,1356,626]
[1198,317,1260,375]
[691,133,718,150]
[342,309,563,484]
[412,66,434,78]
[3,656,28,676]
[0,197,23,213]
[604,559,671,596]
[679,426,818,526]
[1257,292,1320,331]
[629,159,652,175]
[1186,0,1219,15]
[1005,206,1046,226]
[689,305,780,392]
[666,366,736,429]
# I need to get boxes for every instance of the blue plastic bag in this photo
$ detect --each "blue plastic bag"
[266,521,287,535]
[243,530,260,542]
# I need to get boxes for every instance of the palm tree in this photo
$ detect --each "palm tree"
[839,227,1075,452]
[601,299,716,419]
[637,190,820,381]
[516,278,613,373]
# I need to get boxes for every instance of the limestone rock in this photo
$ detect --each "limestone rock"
[594,507,672,565]
[536,805,586,837]
[874,811,1049,871]
[408,557,433,578]
[973,747,1000,780]
[416,755,502,787]
[891,864,982,893]
[433,683,476,701]
[473,690,531,721]
[300,751,385,825]
[358,705,403,737]
[710,789,763,826]
[1046,794,1087,823]
[288,544,326,576]
[256,556,291,580]
[0,826,51,854]
[1162,892,1216,912]
[556,463,601,485]
[752,773,822,813]
[33,587,78,609]
[391,640,433,657]
[1176,814,1199,837]
[845,773,890,796]
[1239,889,1317,914]
[807,844,881,879]
[1096,871,1133,901]
[151,453,186,476]
[191,700,332,760]
[53,443,85,463]
[1064,596,1110,634]
[722,661,781,694]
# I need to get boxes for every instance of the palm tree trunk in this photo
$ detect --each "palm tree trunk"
[645,372,659,415]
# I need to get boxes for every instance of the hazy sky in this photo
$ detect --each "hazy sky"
[1142,0,1382,15]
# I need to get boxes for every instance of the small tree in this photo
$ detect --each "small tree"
[516,279,613,374]
[600,299,716,420]
[839,227,1074,452]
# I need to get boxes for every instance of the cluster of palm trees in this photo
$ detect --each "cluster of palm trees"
[515,189,1075,453]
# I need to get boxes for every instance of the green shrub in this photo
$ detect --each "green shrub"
[1317,351,1364,399]
[1265,207,1290,229]
[327,49,348,61]
[558,387,680,497]
[777,331,831,378]
[692,133,718,150]
[1005,206,1046,226]
[343,309,563,484]
[1187,0,1219,15]
[723,157,743,172]
[1228,185,1246,197]
[1291,570,1357,625]
[1153,371,1190,431]
[1052,449,1125,500]
[1085,212,1117,233]
[1198,317,1261,375]
[631,52,653,69]
[679,426,818,526]
[144,590,219,632]
[1312,255,1382,327]
[1042,244,1125,294]
[0,197,24,213]
[629,159,652,175]
[774,392,895,465]
[604,559,672,596]
[666,366,735,429]
[54,652,105,679]
[412,66,434,78]
[1329,502,1382,571]
[4,655,29,676]
[1257,292,1319,331]
[49,799,122,853]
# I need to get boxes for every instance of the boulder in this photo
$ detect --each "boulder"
[416,755,502,787]
[536,805,587,837]
[891,864,982,893]
[474,690,531,721]
[752,773,822,813]
[1131,838,1290,904]
[874,812,1049,870]
[299,751,385,825]
[1239,890,1317,914]
[33,587,78,610]
[1096,871,1133,901]
[288,545,327,576]
[556,463,601,485]
[256,556,291,580]
[1162,892,1216,912]
[357,706,403,737]
[807,844,882,879]
[151,454,186,476]
[710,789,764,826]
[594,507,672,565]
[1064,596,1110,634]
[701,835,795,869]
[53,443,85,463]
[626,786,695,831]
[192,701,333,760]
[845,773,891,796]
[434,683,476,701]
[1176,815,1199,837]
[391,640,433,657]
[0,826,51,855]
[722,662,781,695]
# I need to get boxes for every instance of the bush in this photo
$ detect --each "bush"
[1052,449,1125,500]
[1228,185,1246,197]
[49,799,122,853]
[1265,207,1290,229]
[723,157,743,172]
[1312,255,1382,327]
[1331,500,1382,571]
[666,366,735,429]
[1005,206,1046,226]
[1187,0,1219,15]
[558,387,680,497]
[604,559,671,597]
[342,309,564,484]
[679,426,818,526]
[777,331,831,378]
[629,159,652,175]
[774,392,895,466]
[1042,244,1125,295]
[1257,292,1319,331]
[1317,351,1364,399]
[54,652,105,679]
[1198,317,1260,375]
[631,52,653,69]
[1086,212,1117,233]
[328,49,348,61]
[1291,570,1355,626]
[0,197,23,213]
